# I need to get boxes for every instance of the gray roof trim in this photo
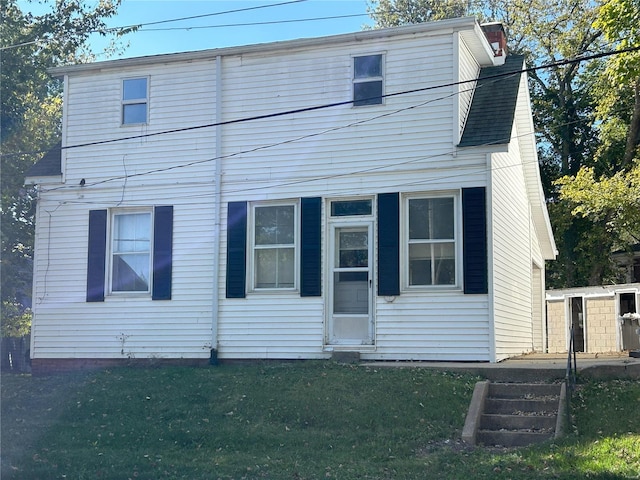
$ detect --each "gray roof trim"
[25,142,62,179]
[50,17,494,76]
[458,55,525,148]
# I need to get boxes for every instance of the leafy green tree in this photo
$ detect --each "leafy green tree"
[593,0,640,169]
[366,0,471,26]
[553,0,640,285]
[1,302,32,338]
[557,166,640,241]
[554,165,640,284]
[1,0,132,335]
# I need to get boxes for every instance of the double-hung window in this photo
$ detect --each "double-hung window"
[353,54,383,106]
[122,77,148,125]
[111,211,152,293]
[252,204,296,289]
[407,195,457,287]
[87,206,173,302]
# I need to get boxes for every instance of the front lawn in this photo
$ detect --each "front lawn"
[1,362,639,479]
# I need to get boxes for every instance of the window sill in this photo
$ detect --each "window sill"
[324,345,377,352]
[401,286,464,294]
[247,289,299,295]
[105,294,152,302]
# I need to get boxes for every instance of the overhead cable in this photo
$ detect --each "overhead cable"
[4,43,638,161]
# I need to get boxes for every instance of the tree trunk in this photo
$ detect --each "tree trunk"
[622,77,640,169]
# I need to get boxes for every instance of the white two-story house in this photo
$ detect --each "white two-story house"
[26,17,556,373]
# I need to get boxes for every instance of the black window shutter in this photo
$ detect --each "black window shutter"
[300,197,322,297]
[462,187,488,294]
[226,201,247,298]
[87,209,107,302]
[377,193,400,296]
[152,206,173,300]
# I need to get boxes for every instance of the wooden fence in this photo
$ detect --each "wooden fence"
[1,335,31,373]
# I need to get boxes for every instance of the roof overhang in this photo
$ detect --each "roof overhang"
[24,142,62,185]
[513,71,557,260]
[49,16,497,76]
[24,174,63,186]
[546,282,640,300]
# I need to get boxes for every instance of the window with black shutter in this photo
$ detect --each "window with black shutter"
[86,206,173,301]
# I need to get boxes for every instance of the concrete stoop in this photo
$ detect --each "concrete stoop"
[462,381,567,448]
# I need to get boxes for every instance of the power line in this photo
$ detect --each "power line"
[33,72,525,195]
[13,66,575,195]
[4,43,638,160]
[103,0,308,32]
[0,0,308,51]
[37,122,549,205]
[0,39,41,50]
[139,13,369,32]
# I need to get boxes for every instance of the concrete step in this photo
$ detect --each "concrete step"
[476,429,554,448]
[480,413,557,431]
[484,397,559,415]
[489,382,561,399]
[462,381,567,448]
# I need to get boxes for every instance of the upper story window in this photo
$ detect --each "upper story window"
[406,195,458,288]
[252,203,297,290]
[122,77,148,125]
[353,54,383,106]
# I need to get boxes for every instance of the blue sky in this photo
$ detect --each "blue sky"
[21,0,374,60]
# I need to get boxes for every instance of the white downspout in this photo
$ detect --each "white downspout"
[211,55,223,362]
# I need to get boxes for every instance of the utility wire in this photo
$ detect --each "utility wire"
[4,43,639,160]
[38,122,550,205]
[139,13,369,32]
[0,0,307,51]
[103,0,308,32]
[33,71,528,194]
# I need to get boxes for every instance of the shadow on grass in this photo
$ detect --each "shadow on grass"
[1,372,94,478]
[1,364,638,479]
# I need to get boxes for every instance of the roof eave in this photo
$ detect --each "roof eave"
[49,16,486,76]
[24,174,63,186]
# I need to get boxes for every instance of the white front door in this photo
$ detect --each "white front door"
[327,222,374,345]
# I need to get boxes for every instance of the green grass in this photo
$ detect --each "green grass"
[2,362,639,479]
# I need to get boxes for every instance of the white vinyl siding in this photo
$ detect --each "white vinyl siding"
[370,293,490,361]
[31,194,215,360]
[30,58,218,360]
[217,31,493,361]
[32,27,496,362]
[458,38,480,138]
[64,59,216,188]
[32,21,551,364]
[491,143,536,360]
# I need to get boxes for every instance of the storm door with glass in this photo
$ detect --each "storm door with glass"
[328,223,374,345]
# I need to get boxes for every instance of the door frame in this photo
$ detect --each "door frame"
[567,296,585,353]
[325,210,376,348]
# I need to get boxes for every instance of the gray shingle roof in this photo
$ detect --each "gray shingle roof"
[25,142,62,178]
[458,55,525,147]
